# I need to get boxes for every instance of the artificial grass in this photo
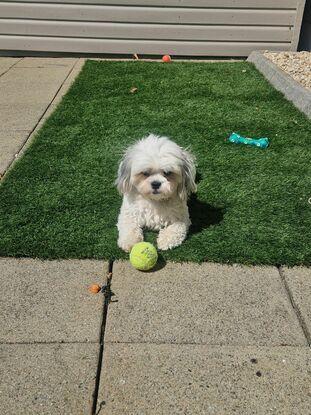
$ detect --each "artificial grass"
[0,60,310,265]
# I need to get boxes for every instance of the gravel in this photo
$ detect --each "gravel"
[263,51,311,90]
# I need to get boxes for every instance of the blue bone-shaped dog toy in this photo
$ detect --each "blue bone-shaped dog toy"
[228,132,269,149]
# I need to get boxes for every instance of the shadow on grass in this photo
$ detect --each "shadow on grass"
[188,193,225,235]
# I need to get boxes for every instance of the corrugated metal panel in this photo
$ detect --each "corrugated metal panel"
[0,1,305,57]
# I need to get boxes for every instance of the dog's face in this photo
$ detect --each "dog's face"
[131,159,181,201]
[116,135,196,201]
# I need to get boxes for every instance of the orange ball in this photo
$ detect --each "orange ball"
[88,284,101,294]
[162,55,171,63]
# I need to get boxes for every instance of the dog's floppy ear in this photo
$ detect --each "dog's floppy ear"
[115,153,132,194]
[178,149,197,201]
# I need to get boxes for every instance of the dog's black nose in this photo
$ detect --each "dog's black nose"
[151,181,161,189]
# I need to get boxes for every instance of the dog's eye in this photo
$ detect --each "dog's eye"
[142,172,150,177]
[164,171,172,177]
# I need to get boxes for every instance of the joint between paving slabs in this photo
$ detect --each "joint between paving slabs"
[0,57,24,79]
[277,265,311,347]
[90,259,114,415]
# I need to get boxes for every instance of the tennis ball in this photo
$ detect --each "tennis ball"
[130,242,158,271]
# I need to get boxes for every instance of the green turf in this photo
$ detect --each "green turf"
[0,60,310,265]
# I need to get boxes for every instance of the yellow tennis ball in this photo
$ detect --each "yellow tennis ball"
[130,242,158,271]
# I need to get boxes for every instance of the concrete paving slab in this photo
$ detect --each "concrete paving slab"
[0,59,85,177]
[0,58,21,76]
[0,67,73,104]
[0,259,106,343]
[281,266,311,343]
[105,262,306,346]
[0,103,48,130]
[98,343,311,415]
[0,130,30,175]
[0,57,20,67]
[14,57,78,68]
[0,343,98,415]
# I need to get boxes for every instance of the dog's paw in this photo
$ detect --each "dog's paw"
[118,241,133,253]
[157,228,184,251]
[118,234,143,252]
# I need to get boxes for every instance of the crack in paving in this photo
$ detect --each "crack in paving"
[90,259,113,415]
[277,265,311,347]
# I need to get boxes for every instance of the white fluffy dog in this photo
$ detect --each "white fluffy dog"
[116,134,196,252]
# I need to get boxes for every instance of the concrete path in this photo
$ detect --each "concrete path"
[99,262,311,415]
[1,259,310,414]
[0,258,105,415]
[0,58,310,414]
[0,57,84,176]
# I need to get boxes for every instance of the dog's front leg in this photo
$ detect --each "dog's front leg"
[118,225,143,252]
[117,214,143,253]
[157,221,189,250]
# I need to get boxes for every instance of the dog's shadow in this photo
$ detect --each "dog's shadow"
[188,193,225,235]
[141,253,167,272]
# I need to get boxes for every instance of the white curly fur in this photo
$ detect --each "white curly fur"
[115,134,196,252]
